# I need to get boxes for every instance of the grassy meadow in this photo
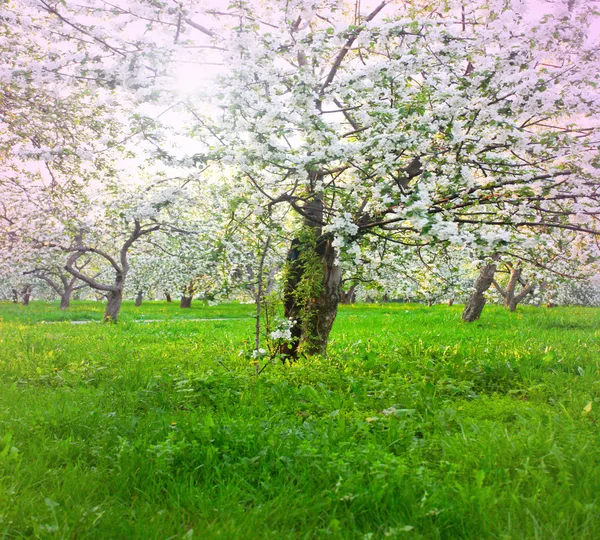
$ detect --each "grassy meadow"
[0,300,599,538]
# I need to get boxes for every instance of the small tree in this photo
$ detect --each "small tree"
[24,260,90,310]
[65,220,159,321]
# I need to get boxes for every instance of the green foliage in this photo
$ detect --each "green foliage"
[285,227,325,353]
[0,301,599,538]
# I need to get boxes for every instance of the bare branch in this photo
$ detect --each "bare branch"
[65,252,117,292]
[319,1,389,95]
[184,18,216,37]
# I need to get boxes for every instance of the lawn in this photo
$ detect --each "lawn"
[0,301,599,538]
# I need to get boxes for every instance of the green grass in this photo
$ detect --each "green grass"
[0,301,599,538]
[0,299,254,323]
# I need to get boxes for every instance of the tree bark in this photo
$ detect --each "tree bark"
[340,284,357,304]
[104,289,123,322]
[280,178,344,358]
[59,287,73,310]
[135,290,143,307]
[24,269,87,311]
[281,238,342,361]
[165,292,172,303]
[21,285,32,306]
[180,280,195,308]
[493,264,534,313]
[462,260,498,322]
[282,235,342,358]
[504,266,521,312]
[305,237,342,356]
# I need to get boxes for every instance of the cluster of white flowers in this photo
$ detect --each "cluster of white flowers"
[269,328,292,340]
[324,213,358,237]
[269,317,297,341]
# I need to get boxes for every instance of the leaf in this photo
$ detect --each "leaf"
[45,497,59,510]
[0,433,13,458]
[475,469,485,488]
[583,401,592,415]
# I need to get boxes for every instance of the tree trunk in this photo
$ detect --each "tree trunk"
[60,287,73,310]
[180,280,195,308]
[104,290,123,322]
[282,235,342,358]
[135,290,143,307]
[304,237,342,356]
[21,285,32,306]
[281,183,343,358]
[165,292,172,303]
[494,265,534,313]
[462,260,498,322]
[340,284,356,304]
[447,298,454,306]
[504,266,521,311]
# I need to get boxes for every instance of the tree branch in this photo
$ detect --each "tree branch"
[65,252,117,292]
[319,1,389,95]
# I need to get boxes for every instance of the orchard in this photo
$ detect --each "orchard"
[1,0,599,537]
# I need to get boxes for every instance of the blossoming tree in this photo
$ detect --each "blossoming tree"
[2,0,599,356]
[195,0,600,355]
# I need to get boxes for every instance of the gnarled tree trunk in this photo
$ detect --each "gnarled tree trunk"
[282,236,342,358]
[180,281,195,308]
[135,290,143,307]
[165,292,172,303]
[504,265,521,312]
[24,267,88,312]
[304,237,342,356]
[64,220,160,323]
[462,259,499,322]
[492,263,534,313]
[104,289,123,322]
[281,188,342,359]
[60,286,74,310]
